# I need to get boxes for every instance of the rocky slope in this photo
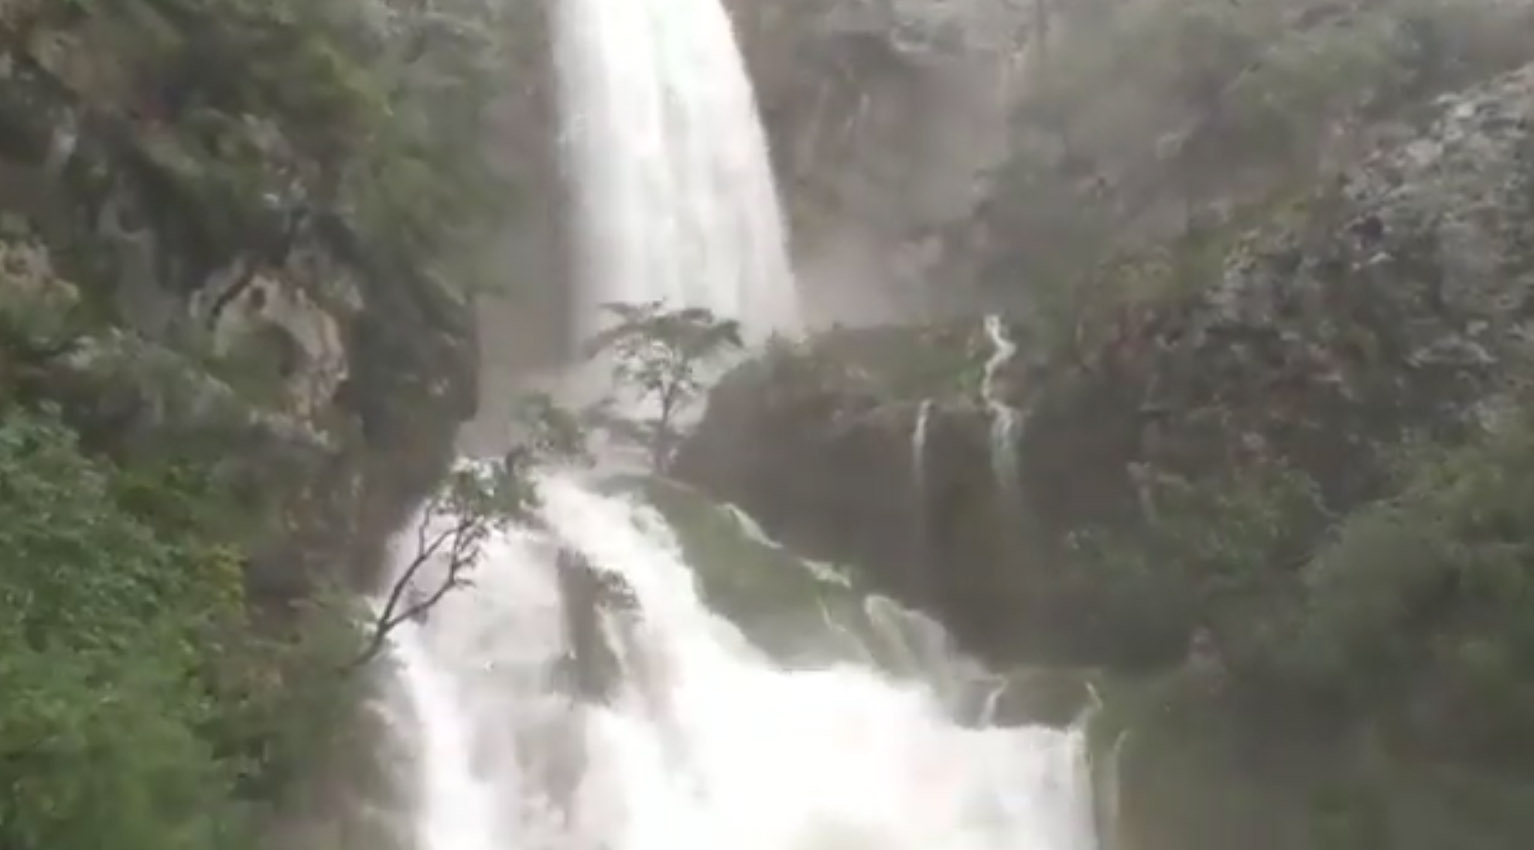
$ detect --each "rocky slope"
[680,53,1534,850]
[729,0,1534,322]
[725,0,1030,320]
[0,0,500,602]
[685,55,1534,663]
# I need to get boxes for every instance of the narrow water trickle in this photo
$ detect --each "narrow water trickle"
[909,398,938,591]
[981,315,1022,501]
[912,398,936,499]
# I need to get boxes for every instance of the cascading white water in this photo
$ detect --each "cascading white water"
[554,0,801,342]
[382,472,1101,850]
[981,315,1021,498]
[375,1,1098,846]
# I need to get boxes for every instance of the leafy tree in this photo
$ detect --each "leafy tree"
[503,390,593,470]
[584,300,743,471]
[351,458,526,668]
[353,391,593,668]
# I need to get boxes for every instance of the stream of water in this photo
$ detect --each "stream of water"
[981,314,1021,501]
[554,0,801,342]
[381,473,1100,850]
[375,0,1099,846]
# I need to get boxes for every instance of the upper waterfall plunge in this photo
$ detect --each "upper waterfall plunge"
[554,0,802,342]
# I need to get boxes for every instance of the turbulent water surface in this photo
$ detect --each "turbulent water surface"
[381,473,1100,850]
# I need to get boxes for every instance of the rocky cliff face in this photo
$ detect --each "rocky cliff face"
[0,3,493,605]
[680,48,1534,850]
[0,3,526,844]
[724,0,1032,321]
[681,58,1534,669]
[729,0,1534,324]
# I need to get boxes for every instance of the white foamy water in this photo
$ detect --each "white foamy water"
[554,0,801,342]
[379,471,1100,850]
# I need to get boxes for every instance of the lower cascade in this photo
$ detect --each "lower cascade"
[379,470,1101,850]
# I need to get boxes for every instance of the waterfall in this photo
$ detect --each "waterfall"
[381,472,1101,850]
[981,315,1021,499]
[372,1,1098,846]
[554,0,802,342]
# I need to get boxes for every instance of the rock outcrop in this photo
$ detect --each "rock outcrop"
[0,6,488,607]
[680,59,1534,669]
[724,0,1032,320]
[727,0,1534,322]
[678,48,1534,850]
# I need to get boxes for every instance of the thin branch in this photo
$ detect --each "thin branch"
[346,506,477,671]
[375,518,452,631]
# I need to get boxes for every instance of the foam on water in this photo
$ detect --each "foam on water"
[380,471,1099,850]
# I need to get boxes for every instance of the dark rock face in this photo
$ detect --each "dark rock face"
[728,0,1534,326]
[678,61,1534,670]
[555,548,634,704]
[0,15,482,605]
[722,0,1031,319]
[675,324,987,604]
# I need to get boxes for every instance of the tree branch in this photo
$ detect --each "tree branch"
[345,503,479,671]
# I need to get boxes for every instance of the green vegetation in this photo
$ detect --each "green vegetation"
[584,301,744,470]
[992,0,1534,354]
[1024,0,1532,181]
[0,0,520,324]
[1074,394,1534,848]
[0,0,527,844]
[1065,458,1329,667]
[1280,401,1534,763]
[354,454,537,669]
[0,404,358,850]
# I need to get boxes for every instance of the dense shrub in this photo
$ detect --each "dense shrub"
[0,405,246,847]
[0,405,359,849]
[1277,403,1534,768]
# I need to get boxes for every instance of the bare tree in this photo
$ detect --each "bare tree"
[349,392,588,668]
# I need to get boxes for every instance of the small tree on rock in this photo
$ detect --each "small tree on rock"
[584,300,742,471]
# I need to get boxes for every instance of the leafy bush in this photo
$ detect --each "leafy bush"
[1064,459,1327,664]
[1277,401,1534,768]
[0,404,362,848]
[1087,401,1534,849]
[0,405,247,848]
[25,0,519,281]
